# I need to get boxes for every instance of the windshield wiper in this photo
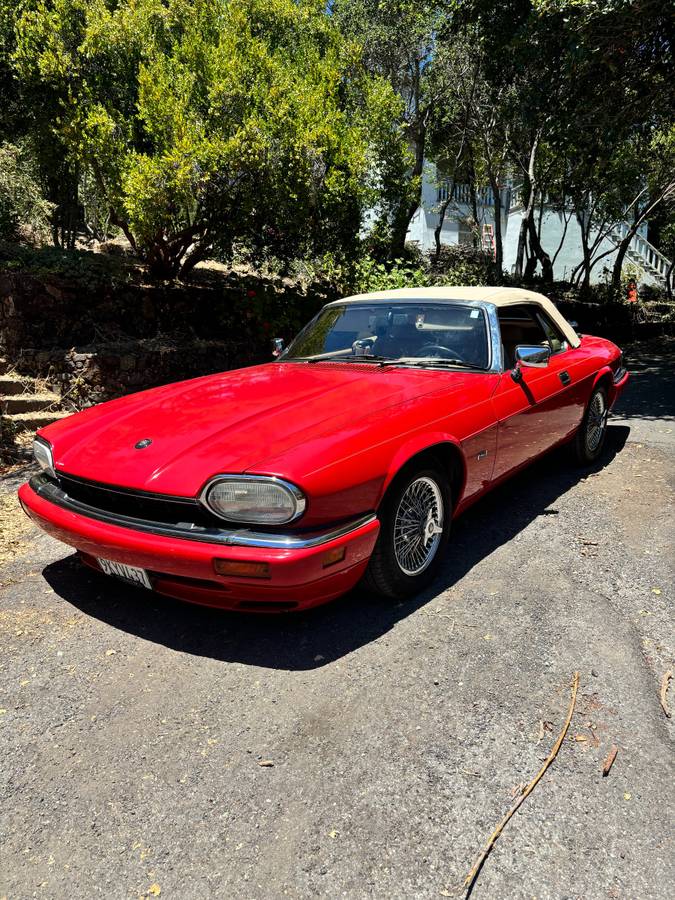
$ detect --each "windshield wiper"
[380,357,486,371]
[300,355,390,364]
[286,355,485,371]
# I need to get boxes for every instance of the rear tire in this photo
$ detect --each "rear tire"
[364,465,451,600]
[573,385,609,464]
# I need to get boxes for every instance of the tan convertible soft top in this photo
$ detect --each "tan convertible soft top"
[335,286,581,349]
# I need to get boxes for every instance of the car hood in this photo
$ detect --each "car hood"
[43,362,477,496]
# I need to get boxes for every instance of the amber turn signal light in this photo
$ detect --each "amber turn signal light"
[213,559,271,579]
[322,546,346,568]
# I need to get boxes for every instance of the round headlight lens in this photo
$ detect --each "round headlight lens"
[33,437,55,477]
[203,477,305,525]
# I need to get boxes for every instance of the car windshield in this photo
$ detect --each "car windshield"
[282,302,490,370]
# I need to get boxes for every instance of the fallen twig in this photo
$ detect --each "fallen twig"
[602,745,618,777]
[462,671,580,896]
[660,670,672,718]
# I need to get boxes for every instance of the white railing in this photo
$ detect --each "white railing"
[612,222,672,282]
[437,182,510,208]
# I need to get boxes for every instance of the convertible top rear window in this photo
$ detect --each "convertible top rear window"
[283,302,490,370]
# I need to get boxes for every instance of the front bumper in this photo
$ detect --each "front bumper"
[610,367,629,407]
[19,476,380,612]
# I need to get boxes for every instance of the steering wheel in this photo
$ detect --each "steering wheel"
[413,343,467,362]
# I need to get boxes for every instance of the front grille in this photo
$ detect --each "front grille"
[55,473,219,527]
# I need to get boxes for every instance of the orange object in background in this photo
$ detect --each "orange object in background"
[627,279,638,303]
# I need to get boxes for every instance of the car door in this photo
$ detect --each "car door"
[491,303,584,480]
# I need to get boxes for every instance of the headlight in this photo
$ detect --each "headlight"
[201,476,306,525]
[33,436,55,477]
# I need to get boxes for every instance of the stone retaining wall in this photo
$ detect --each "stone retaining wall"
[16,338,250,408]
[0,264,333,407]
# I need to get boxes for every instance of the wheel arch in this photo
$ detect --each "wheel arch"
[591,366,615,403]
[378,435,467,510]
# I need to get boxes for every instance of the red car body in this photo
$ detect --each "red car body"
[19,287,629,611]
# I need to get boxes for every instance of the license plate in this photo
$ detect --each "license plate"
[96,557,152,590]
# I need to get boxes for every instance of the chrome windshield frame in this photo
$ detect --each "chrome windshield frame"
[279,298,503,373]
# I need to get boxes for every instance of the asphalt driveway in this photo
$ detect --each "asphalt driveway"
[1,339,673,899]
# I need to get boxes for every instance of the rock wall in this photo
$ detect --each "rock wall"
[0,265,333,406]
[16,339,250,408]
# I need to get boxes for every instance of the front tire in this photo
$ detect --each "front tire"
[573,385,609,464]
[364,466,451,600]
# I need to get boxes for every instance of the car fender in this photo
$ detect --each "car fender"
[591,364,616,401]
[378,432,467,507]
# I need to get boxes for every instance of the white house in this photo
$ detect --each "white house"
[406,163,671,286]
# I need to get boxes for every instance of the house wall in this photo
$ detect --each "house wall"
[409,164,661,285]
[408,165,508,254]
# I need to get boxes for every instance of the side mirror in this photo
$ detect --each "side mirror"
[511,345,551,382]
[272,337,285,358]
[515,345,551,368]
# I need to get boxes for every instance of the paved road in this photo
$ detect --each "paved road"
[1,340,673,900]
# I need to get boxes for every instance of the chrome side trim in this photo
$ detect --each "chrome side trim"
[28,474,375,549]
[613,367,627,384]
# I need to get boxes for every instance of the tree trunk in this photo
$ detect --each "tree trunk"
[514,136,540,280]
[468,169,480,247]
[665,258,674,300]
[611,237,632,290]
[433,185,453,262]
[576,210,593,292]
[611,209,640,290]
[390,122,426,259]
[514,198,531,280]
[527,210,553,282]
[490,177,503,278]
[524,235,537,280]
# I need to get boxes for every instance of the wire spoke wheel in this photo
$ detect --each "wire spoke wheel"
[393,476,444,576]
[585,390,608,453]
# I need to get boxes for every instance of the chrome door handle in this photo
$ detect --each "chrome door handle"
[559,370,571,386]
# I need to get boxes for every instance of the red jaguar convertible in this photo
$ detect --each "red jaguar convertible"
[20,287,628,611]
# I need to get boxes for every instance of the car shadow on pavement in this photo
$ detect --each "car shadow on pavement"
[43,425,630,671]
[614,338,675,422]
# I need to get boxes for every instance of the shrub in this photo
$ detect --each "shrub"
[0,142,53,242]
[428,244,498,285]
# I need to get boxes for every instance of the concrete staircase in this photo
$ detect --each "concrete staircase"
[0,358,69,435]
[611,222,672,287]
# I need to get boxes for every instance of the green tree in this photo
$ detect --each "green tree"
[333,0,439,260]
[14,0,395,277]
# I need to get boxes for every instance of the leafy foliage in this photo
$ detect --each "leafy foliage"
[12,0,403,277]
[0,0,672,294]
[0,143,54,241]
[333,0,439,258]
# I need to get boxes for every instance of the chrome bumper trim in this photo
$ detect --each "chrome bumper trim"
[28,474,377,549]
[613,367,628,384]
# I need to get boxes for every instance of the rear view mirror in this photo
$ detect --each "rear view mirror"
[272,338,285,358]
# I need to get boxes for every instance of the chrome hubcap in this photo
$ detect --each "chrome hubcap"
[586,391,607,452]
[393,476,444,576]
